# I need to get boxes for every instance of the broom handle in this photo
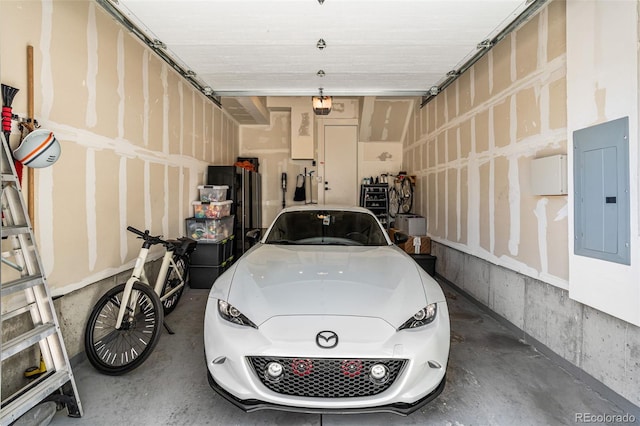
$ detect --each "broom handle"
[27,45,35,227]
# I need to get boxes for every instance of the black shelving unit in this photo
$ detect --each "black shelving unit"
[360,184,390,229]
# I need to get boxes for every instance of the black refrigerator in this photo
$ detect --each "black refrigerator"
[207,166,262,258]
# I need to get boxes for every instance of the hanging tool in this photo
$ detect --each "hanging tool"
[1,84,21,182]
[294,173,305,202]
[307,170,316,205]
[281,172,287,209]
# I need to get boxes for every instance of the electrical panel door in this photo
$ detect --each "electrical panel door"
[573,117,630,265]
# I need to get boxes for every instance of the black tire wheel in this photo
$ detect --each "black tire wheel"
[161,256,188,316]
[84,282,163,375]
[399,178,413,213]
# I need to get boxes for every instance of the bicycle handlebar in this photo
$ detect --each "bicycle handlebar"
[126,226,168,246]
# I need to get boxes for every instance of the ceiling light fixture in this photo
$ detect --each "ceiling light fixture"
[312,88,332,115]
[317,70,326,77]
[317,38,327,50]
[317,0,325,4]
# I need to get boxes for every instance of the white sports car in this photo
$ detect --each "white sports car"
[203,205,450,415]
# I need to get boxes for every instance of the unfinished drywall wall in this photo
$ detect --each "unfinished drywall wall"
[0,0,238,376]
[0,0,238,299]
[406,0,568,289]
[239,97,409,225]
[240,110,309,225]
[406,0,640,405]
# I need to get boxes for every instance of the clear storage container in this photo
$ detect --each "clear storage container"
[198,185,228,202]
[186,215,234,242]
[192,200,233,219]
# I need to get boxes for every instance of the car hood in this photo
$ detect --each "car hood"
[226,244,427,327]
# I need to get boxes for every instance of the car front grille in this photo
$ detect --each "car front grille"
[247,356,406,398]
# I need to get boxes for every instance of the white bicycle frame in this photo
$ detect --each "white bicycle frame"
[114,244,184,329]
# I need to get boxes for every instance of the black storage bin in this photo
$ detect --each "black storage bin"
[189,264,228,289]
[190,238,233,266]
[410,254,437,277]
[224,235,235,260]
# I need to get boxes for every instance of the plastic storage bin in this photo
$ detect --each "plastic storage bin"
[190,235,234,266]
[395,214,427,235]
[198,185,228,202]
[186,215,234,242]
[189,263,228,289]
[192,200,233,219]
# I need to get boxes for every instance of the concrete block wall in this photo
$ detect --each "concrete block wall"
[433,241,640,406]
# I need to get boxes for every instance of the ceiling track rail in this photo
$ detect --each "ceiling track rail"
[420,0,549,108]
[95,0,222,108]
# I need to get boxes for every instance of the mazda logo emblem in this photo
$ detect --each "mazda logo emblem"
[316,331,338,349]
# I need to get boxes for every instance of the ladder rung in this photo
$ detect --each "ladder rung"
[0,274,44,297]
[1,323,57,361]
[1,225,31,236]
[0,369,72,426]
[1,173,17,183]
[1,303,35,322]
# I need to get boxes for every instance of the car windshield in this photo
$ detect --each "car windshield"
[264,210,388,246]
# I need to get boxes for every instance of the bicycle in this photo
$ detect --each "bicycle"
[83,226,197,375]
[388,172,414,219]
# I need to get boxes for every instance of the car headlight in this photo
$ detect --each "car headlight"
[217,300,257,328]
[398,303,437,330]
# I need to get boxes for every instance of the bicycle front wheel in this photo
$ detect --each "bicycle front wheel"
[399,178,413,214]
[84,282,163,375]
[161,255,188,316]
[388,187,400,218]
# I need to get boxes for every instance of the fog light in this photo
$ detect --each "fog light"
[370,363,388,381]
[266,362,283,378]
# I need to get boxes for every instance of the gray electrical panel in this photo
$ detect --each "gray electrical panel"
[573,117,630,265]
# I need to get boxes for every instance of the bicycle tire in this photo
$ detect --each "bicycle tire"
[399,178,413,214]
[388,187,400,218]
[161,255,188,316]
[84,282,163,375]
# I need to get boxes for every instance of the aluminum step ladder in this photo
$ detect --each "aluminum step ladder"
[0,133,82,425]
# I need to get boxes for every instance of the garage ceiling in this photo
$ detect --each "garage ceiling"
[106,0,538,98]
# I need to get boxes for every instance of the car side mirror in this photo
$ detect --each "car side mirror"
[246,229,261,245]
[393,232,409,245]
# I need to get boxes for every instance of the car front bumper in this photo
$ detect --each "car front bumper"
[203,298,450,415]
[207,367,446,416]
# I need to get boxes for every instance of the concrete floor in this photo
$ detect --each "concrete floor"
[49,280,639,426]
